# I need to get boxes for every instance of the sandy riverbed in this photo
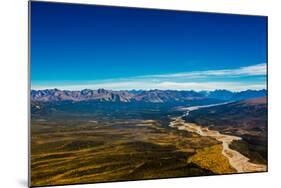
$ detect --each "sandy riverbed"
[169,106,266,173]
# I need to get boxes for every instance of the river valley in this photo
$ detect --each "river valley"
[169,104,267,173]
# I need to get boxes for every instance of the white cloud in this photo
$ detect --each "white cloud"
[156,81,265,91]
[31,63,267,91]
[32,80,266,92]
[140,63,266,79]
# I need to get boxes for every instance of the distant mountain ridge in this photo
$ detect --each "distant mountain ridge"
[204,89,267,101]
[31,88,267,103]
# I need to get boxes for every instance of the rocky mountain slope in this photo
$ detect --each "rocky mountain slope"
[31,88,267,103]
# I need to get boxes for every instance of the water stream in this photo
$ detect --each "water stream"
[169,103,267,173]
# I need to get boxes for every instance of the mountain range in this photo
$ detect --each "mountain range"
[31,88,267,103]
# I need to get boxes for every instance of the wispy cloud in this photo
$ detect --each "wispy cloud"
[31,63,267,91]
[32,80,266,92]
[139,63,266,79]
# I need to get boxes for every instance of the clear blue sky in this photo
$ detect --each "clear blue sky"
[31,2,267,91]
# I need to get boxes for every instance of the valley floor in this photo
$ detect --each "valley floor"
[169,116,266,173]
[30,102,267,186]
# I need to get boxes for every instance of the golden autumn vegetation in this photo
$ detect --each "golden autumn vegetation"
[188,144,236,174]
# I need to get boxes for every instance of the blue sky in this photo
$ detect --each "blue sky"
[31,2,267,91]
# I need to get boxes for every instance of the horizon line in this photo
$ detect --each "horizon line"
[30,87,267,92]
